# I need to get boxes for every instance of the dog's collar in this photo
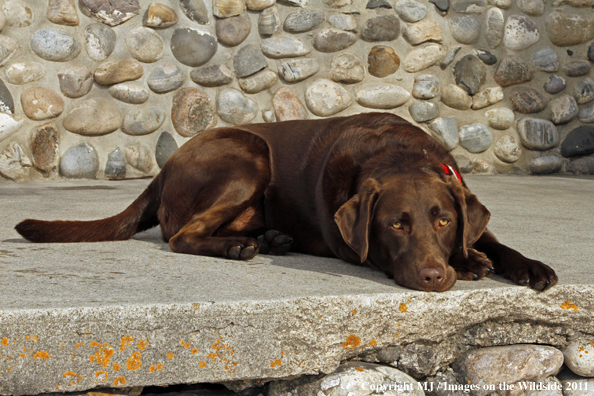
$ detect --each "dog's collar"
[440,163,462,183]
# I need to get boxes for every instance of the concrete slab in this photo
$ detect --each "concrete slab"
[0,176,592,395]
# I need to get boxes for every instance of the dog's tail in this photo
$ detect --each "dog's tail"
[15,178,162,243]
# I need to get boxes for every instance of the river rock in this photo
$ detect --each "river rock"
[546,12,594,47]
[459,123,492,153]
[564,61,591,77]
[472,86,503,109]
[94,60,143,85]
[125,144,153,173]
[180,0,209,24]
[105,148,126,179]
[452,0,486,12]
[395,0,426,22]
[258,6,281,35]
[486,7,504,48]
[328,14,357,31]
[331,53,365,83]
[234,45,267,78]
[171,28,217,67]
[518,0,543,15]
[57,66,93,98]
[368,46,400,77]
[493,56,533,87]
[550,95,578,125]
[510,87,547,113]
[544,75,566,94]
[3,1,33,27]
[190,64,234,87]
[284,9,325,32]
[403,44,442,73]
[413,75,440,99]
[440,46,461,69]
[361,15,400,42]
[261,36,310,58]
[454,345,564,396]
[356,84,410,109]
[214,0,245,18]
[171,88,216,137]
[529,156,562,174]
[216,12,251,46]
[108,82,149,104]
[31,123,59,174]
[217,88,258,125]
[269,361,423,396]
[532,48,560,72]
[238,69,277,93]
[454,55,486,95]
[0,78,12,114]
[409,101,439,123]
[430,0,450,12]
[5,62,43,85]
[84,23,116,61]
[485,107,514,129]
[562,339,594,377]
[305,79,352,116]
[314,29,357,52]
[450,16,480,44]
[123,106,166,136]
[503,15,539,50]
[567,157,594,175]
[262,109,275,123]
[0,113,22,143]
[278,58,318,83]
[30,28,81,62]
[494,135,521,163]
[126,27,164,63]
[246,0,275,10]
[578,102,594,122]
[517,117,559,150]
[475,50,497,65]
[0,142,30,181]
[156,132,178,169]
[47,0,79,26]
[79,0,139,26]
[273,87,308,121]
[441,84,472,110]
[147,63,184,93]
[20,87,64,120]
[59,143,98,179]
[403,19,443,45]
[63,98,122,135]
[429,117,459,150]
[145,3,178,27]
[561,126,594,157]
[574,78,594,104]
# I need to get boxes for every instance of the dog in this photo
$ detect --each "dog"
[15,112,557,292]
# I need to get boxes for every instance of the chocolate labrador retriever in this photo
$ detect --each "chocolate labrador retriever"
[16,113,557,291]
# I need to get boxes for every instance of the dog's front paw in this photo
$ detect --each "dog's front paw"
[504,258,558,291]
[450,248,495,281]
[257,230,293,255]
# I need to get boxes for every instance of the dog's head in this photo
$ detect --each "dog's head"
[334,165,490,291]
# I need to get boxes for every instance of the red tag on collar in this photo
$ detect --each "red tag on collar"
[440,163,462,183]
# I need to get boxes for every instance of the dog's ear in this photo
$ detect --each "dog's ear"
[334,178,381,263]
[449,180,491,258]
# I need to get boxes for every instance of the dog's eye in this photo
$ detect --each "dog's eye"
[392,222,403,230]
[439,219,449,227]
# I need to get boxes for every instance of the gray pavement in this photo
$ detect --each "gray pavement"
[0,175,593,395]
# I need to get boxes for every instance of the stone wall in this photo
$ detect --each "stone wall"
[1,0,594,181]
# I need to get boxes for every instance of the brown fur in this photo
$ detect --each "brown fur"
[15,113,558,291]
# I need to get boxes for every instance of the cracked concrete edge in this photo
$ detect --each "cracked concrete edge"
[0,285,592,395]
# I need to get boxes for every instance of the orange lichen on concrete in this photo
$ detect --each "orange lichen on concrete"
[113,363,121,371]
[120,335,134,352]
[126,352,142,371]
[369,339,377,346]
[62,371,82,386]
[199,361,206,368]
[75,342,83,349]
[90,341,98,348]
[356,367,364,372]
[343,334,361,350]
[149,365,156,373]
[34,351,50,360]
[19,353,25,358]
[191,348,198,354]
[399,303,408,313]
[2,338,8,346]
[95,371,108,382]
[270,359,282,368]
[114,376,127,387]
[352,309,357,314]
[560,301,578,311]
[137,338,148,351]
[90,343,114,367]
[156,363,163,370]
[167,352,174,359]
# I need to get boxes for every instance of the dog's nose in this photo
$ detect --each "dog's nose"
[419,266,445,288]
